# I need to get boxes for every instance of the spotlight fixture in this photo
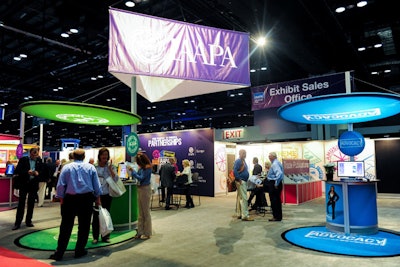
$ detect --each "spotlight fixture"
[125,1,135,7]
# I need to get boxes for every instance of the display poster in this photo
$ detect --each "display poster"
[283,159,310,184]
[139,128,215,197]
[325,183,343,223]
[283,159,309,175]
[324,139,376,180]
[214,142,228,194]
[0,150,7,169]
[282,142,303,159]
[302,141,325,180]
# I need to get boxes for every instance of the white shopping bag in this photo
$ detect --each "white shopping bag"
[106,177,126,197]
[99,205,114,237]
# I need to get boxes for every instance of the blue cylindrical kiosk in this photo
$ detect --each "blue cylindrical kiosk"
[326,180,378,235]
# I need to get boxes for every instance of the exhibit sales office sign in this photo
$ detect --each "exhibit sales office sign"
[108,8,250,86]
[251,72,351,110]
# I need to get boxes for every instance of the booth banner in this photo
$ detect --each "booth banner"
[251,72,351,110]
[109,8,250,85]
[283,159,309,175]
[139,129,215,197]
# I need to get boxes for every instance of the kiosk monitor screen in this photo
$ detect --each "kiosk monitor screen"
[118,163,129,179]
[5,164,15,176]
[337,161,365,178]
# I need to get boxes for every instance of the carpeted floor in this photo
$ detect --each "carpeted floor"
[0,247,52,267]
[15,225,136,251]
[282,226,400,257]
[2,194,400,266]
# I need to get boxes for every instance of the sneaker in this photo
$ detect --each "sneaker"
[242,216,254,221]
[92,239,98,244]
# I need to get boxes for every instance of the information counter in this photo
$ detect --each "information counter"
[325,180,378,235]
[110,181,138,231]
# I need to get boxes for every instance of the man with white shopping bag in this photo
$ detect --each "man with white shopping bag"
[49,149,102,261]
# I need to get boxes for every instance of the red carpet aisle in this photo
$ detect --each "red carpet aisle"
[0,247,51,267]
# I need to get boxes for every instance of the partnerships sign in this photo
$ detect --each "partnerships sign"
[251,72,350,110]
[109,8,250,102]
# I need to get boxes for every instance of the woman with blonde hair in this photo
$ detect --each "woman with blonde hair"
[176,159,194,208]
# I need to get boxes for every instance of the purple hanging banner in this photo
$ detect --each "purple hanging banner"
[108,8,250,102]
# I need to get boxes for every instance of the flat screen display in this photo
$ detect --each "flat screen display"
[5,164,15,176]
[118,163,129,179]
[337,161,365,177]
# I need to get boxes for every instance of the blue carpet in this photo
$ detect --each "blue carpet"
[282,226,400,257]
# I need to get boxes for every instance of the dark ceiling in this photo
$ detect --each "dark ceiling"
[1,0,399,150]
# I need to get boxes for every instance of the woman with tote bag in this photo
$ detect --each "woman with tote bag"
[91,147,119,244]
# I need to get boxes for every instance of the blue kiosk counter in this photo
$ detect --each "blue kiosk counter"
[325,180,378,235]
[110,182,138,231]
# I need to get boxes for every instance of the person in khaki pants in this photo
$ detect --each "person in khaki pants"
[233,149,253,221]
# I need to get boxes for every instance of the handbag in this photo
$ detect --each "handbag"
[98,206,114,237]
[106,176,126,197]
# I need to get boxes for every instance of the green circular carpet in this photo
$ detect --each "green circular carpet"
[14,225,136,251]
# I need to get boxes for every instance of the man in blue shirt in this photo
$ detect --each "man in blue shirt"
[49,149,102,261]
[266,152,283,221]
[233,149,253,221]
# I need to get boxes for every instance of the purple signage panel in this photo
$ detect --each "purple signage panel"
[251,72,351,110]
[109,8,250,86]
[139,129,215,197]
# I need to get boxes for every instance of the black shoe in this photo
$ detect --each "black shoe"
[26,222,34,227]
[268,218,282,221]
[74,250,88,258]
[165,207,172,210]
[190,205,195,208]
[12,225,20,230]
[49,253,63,261]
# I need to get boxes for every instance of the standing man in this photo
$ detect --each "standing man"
[45,158,57,200]
[48,159,61,200]
[36,157,50,207]
[49,149,102,261]
[266,152,283,222]
[12,147,44,230]
[159,158,176,210]
[233,149,253,221]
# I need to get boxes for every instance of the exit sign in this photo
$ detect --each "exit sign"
[223,129,244,140]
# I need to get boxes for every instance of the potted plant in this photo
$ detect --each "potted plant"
[324,162,336,181]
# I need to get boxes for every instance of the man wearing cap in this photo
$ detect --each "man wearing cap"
[49,149,102,261]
